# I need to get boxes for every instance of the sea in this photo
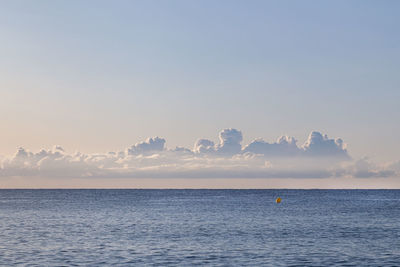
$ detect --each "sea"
[0,189,399,266]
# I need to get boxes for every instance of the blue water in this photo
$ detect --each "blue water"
[0,190,399,266]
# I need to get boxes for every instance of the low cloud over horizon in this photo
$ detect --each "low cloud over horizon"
[1,129,398,179]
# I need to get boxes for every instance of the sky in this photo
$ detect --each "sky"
[1,1,399,188]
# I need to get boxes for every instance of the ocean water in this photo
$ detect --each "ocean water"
[0,190,399,266]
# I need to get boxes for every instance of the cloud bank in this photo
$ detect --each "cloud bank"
[0,129,398,179]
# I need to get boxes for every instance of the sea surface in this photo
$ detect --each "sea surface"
[0,189,399,266]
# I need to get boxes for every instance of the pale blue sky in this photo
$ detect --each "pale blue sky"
[1,0,399,162]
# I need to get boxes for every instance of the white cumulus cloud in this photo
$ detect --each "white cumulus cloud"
[0,129,397,179]
[243,136,300,157]
[127,137,166,155]
[302,131,349,159]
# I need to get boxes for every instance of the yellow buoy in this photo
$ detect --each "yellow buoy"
[276,197,281,203]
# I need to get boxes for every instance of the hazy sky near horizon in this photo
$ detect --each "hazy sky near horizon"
[1,1,399,187]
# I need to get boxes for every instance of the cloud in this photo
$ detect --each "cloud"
[216,128,243,155]
[194,128,243,155]
[386,161,400,173]
[347,158,396,178]
[302,131,349,159]
[0,129,397,179]
[243,131,349,159]
[243,136,300,157]
[193,139,215,154]
[127,137,166,155]
[0,146,101,177]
